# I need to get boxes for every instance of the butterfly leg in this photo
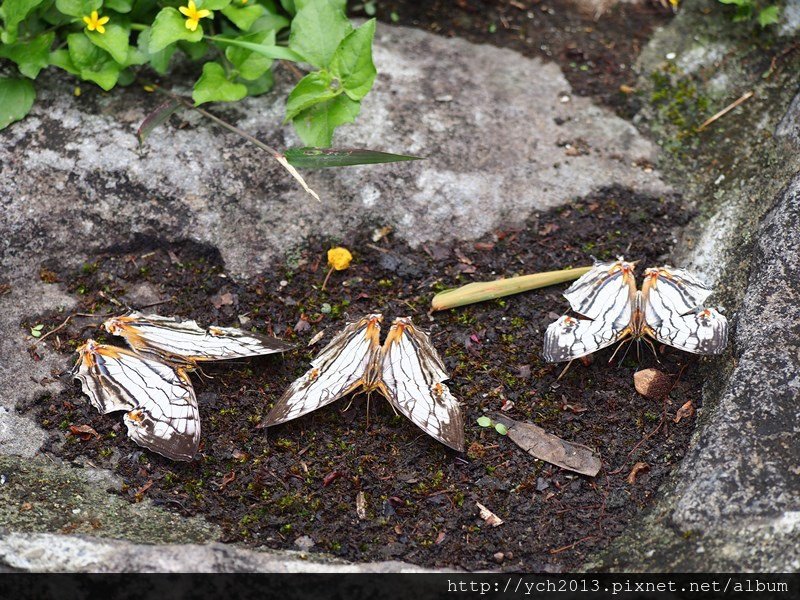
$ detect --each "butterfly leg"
[556,360,575,381]
[608,338,632,365]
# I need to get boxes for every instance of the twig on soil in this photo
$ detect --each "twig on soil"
[697,91,754,132]
[33,312,115,346]
[549,535,597,555]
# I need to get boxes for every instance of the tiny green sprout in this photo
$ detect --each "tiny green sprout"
[494,423,508,435]
[476,416,492,428]
[30,324,44,337]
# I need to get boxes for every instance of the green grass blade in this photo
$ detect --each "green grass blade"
[283,147,423,168]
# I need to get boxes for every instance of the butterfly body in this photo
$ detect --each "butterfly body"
[544,259,728,363]
[266,314,465,452]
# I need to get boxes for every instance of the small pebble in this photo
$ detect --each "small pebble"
[493,552,505,563]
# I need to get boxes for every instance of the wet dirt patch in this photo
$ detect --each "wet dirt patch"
[22,186,712,571]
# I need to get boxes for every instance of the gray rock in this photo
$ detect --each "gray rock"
[0,25,666,279]
[0,532,428,572]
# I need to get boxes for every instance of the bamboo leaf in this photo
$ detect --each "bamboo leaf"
[284,147,422,168]
[431,266,592,311]
[137,98,183,145]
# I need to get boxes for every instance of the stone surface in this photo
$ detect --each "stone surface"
[0,25,665,279]
[0,532,426,572]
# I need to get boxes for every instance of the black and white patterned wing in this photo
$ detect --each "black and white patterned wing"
[74,340,200,461]
[264,315,382,426]
[642,266,712,314]
[562,259,636,322]
[543,314,629,362]
[104,312,292,362]
[643,267,728,354]
[380,318,465,452]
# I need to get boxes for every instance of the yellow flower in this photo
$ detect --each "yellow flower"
[327,247,352,271]
[179,1,211,32]
[82,10,110,34]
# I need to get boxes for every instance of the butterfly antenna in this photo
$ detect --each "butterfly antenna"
[619,338,635,365]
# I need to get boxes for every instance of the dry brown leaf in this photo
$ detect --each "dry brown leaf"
[633,368,674,400]
[494,415,601,477]
[220,471,236,488]
[435,530,447,545]
[476,502,504,527]
[356,491,366,520]
[674,400,696,423]
[69,424,99,441]
[627,462,650,484]
[211,292,236,309]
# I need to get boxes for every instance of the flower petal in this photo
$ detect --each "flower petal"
[179,6,192,16]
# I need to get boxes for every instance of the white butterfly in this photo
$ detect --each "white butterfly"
[103,312,292,364]
[73,313,292,460]
[74,339,200,461]
[265,314,465,452]
[543,259,728,362]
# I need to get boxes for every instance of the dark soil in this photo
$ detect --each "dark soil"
[24,186,714,571]
[360,0,676,116]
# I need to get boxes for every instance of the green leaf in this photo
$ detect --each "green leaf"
[280,0,296,15]
[200,0,232,9]
[295,0,345,10]
[285,71,339,121]
[284,147,422,169]
[0,32,55,78]
[137,28,175,74]
[137,98,183,145]
[222,3,265,31]
[289,0,352,68]
[242,69,274,96]
[224,30,275,80]
[209,36,303,61]
[67,33,122,90]
[0,0,46,43]
[49,49,80,75]
[330,18,376,101]
[149,7,203,53]
[250,11,290,33]
[292,94,360,147]
[0,77,35,130]
[476,416,492,428]
[192,61,248,105]
[86,21,131,64]
[494,423,508,436]
[54,0,101,18]
[758,5,780,27]
[104,0,134,12]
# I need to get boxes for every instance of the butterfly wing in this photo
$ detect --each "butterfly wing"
[643,269,728,354]
[544,260,636,362]
[104,312,292,362]
[543,314,631,362]
[74,340,200,461]
[264,315,383,426]
[562,259,637,321]
[642,266,712,314]
[379,318,465,452]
